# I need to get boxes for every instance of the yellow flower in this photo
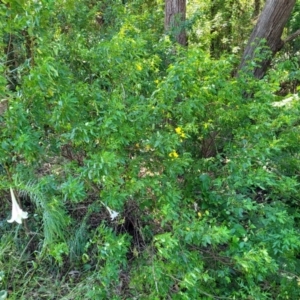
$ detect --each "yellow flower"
[7,188,28,224]
[169,150,179,158]
[47,88,54,97]
[136,63,143,71]
[175,127,186,138]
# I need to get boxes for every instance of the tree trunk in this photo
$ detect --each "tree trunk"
[165,0,187,46]
[252,0,261,19]
[238,0,296,79]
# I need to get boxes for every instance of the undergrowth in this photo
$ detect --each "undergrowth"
[1,0,300,299]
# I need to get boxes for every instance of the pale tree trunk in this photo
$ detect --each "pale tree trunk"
[165,0,187,46]
[239,0,296,79]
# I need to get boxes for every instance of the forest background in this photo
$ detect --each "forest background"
[1,0,300,299]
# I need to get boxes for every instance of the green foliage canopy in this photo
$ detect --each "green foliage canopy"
[0,0,300,299]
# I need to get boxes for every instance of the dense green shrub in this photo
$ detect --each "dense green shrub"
[0,0,300,299]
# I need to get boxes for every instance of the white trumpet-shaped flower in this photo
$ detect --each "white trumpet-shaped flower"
[7,188,28,224]
[107,207,119,221]
[101,201,119,221]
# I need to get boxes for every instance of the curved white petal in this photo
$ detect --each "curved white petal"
[101,201,119,220]
[7,188,28,224]
[109,209,119,221]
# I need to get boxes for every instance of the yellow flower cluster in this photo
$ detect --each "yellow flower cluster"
[169,150,179,158]
[175,127,186,138]
[198,210,209,218]
[136,63,143,71]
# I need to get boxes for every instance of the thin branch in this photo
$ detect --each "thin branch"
[284,29,300,44]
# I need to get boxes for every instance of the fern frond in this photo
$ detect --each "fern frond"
[69,220,88,263]
[17,179,70,246]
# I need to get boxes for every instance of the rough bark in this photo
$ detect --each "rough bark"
[165,0,187,46]
[238,0,296,79]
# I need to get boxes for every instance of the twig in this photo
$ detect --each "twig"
[284,29,300,44]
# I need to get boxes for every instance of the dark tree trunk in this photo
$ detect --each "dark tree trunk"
[238,0,296,79]
[165,0,187,46]
[252,0,261,19]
